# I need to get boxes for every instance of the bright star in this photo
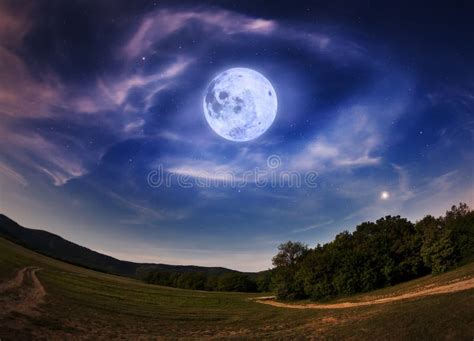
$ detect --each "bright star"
[380,191,390,200]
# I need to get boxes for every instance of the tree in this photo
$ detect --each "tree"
[272,241,308,268]
[271,241,308,299]
[445,203,474,263]
[217,273,256,292]
[256,270,273,292]
[177,273,207,290]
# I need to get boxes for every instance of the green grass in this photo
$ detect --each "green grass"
[1,237,473,340]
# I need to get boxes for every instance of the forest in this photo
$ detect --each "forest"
[144,270,262,292]
[144,203,474,298]
[271,203,474,299]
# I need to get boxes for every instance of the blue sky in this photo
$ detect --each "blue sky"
[0,1,473,271]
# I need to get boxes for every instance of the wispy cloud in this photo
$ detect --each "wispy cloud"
[0,163,28,187]
[122,9,276,59]
[1,129,88,186]
[163,158,248,183]
[95,56,193,110]
[290,106,386,172]
[292,220,334,233]
[0,5,196,186]
[103,188,189,222]
[392,164,415,200]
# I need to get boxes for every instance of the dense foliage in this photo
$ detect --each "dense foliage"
[271,203,474,300]
[144,270,266,292]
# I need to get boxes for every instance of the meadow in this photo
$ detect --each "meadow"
[1,237,473,340]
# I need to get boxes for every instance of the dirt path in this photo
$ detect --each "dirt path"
[253,277,474,309]
[0,266,46,316]
[0,267,29,293]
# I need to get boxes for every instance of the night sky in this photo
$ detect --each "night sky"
[1,0,473,271]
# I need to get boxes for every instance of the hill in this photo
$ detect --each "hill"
[0,237,473,339]
[0,214,239,279]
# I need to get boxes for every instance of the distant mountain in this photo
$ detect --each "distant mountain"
[0,214,242,278]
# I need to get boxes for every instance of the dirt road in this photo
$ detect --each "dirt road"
[0,267,46,316]
[254,277,474,309]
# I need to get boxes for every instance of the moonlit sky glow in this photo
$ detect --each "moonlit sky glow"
[0,1,473,271]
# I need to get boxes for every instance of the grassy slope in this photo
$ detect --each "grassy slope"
[1,237,473,340]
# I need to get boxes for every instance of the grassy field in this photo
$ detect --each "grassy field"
[1,237,473,340]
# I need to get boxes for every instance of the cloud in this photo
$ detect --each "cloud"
[392,164,415,200]
[0,163,28,187]
[1,130,88,186]
[0,3,65,119]
[123,9,276,59]
[292,220,334,233]
[103,188,189,222]
[95,56,193,111]
[163,158,248,183]
[0,3,32,47]
[0,39,61,120]
[0,4,89,186]
[424,170,459,193]
[290,106,384,172]
[155,130,186,142]
[0,4,196,186]
[123,119,145,133]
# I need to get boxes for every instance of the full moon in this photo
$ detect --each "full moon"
[203,68,277,142]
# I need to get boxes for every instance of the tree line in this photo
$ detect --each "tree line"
[271,203,474,300]
[143,269,272,292]
[143,203,473,297]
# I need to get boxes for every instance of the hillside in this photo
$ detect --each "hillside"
[0,214,239,279]
[1,237,473,339]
